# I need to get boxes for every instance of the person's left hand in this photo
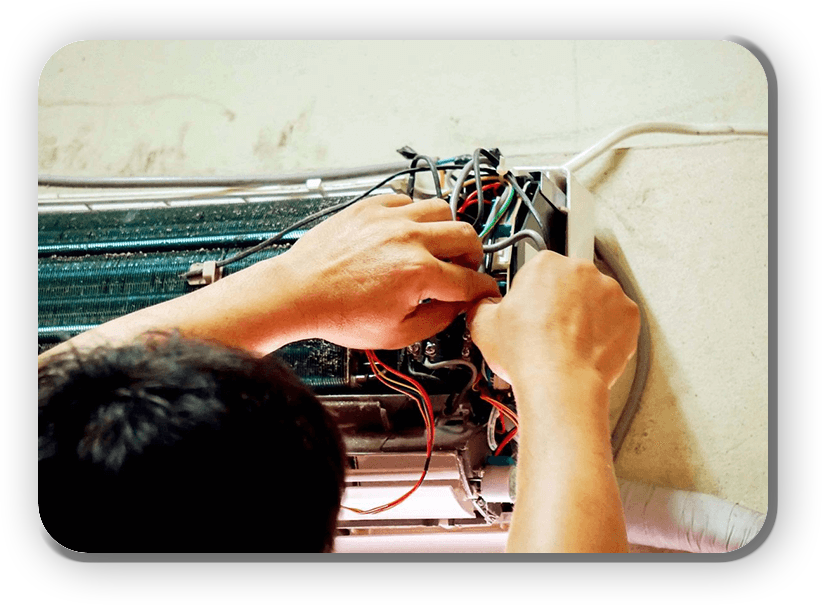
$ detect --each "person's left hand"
[277,193,500,350]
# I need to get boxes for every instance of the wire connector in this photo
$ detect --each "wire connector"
[186,261,222,286]
[495,155,508,177]
[396,145,418,160]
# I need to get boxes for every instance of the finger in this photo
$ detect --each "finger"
[402,300,467,342]
[366,193,413,208]
[421,260,501,303]
[399,198,452,223]
[418,220,485,266]
[450,252,483,270]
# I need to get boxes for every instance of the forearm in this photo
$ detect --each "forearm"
[38,252,314,364]
[506,366,628,553]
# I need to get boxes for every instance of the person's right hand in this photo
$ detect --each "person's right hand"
[467,250,640,390]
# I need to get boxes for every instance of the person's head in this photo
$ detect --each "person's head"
[38,332,346,553]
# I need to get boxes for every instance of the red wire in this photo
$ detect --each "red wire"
[495,428,518,455]
[481,394,518,427]
[457,181,504,214]
[368,351,434,434]
[342,350,435,515]
[344,356,519,512]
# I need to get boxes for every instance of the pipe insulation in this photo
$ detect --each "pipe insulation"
[618,479,766,553]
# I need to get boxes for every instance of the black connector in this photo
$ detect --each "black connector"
[396,145,418,160]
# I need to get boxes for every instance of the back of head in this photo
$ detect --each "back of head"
[38,333,346,553]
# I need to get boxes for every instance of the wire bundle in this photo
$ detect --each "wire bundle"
[444,150,547,253]
[171,148,535,513]
[480,393,518,455]
[182,147,548,281]
[341,350,435,515]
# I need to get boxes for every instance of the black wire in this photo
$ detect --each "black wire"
[182,163,462,279]
[407,155,443,199]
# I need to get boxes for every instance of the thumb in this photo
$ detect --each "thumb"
[465,297,509,382]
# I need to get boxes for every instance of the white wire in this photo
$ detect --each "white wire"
[482,229,546,253]
[562,122,768,172]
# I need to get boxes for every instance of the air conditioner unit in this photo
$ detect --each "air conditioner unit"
[38,154,596,537]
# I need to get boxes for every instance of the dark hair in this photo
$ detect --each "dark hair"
[38,333,347,553]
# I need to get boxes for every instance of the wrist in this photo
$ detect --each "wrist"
[180,251,320,354]
[510,362,611,451]
[247,251,323,345]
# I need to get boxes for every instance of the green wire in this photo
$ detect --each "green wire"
[480,188,515,239]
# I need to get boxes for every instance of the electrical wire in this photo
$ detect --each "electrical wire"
[182,162,462,279]
[487,407,501,452]
[448,157,496,220]
[38,161,417,189]
[407,154,443,200]
[481,391,518,455]
[479,186,514,240]
[481,395,518,427]
[163,146,549,466]
[563,122,768,172]
[482,229,546,253]
[341,350,435,515]
[422,359,478,406]
[457,181,504,214]
[495,428,518,455]
[504,172,545,233]
[472,149,487,228]
[180,198,348,278]
[594,239,652,458]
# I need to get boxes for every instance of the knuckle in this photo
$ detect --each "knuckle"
[456,221,477,239]
[627,299,641,323]
[408,254,436,277]
[621,301,641,333]
[531,250,554,269]
[602,274,623,293]
[429,197,452,215]
[570,258,596,277]
[385,193,412,204]
[399,229,421,248]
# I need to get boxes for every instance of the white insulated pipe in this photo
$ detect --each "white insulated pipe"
[618,479,766,553]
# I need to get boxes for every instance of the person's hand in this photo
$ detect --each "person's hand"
[278,194,500,350]
[467,250,639,390]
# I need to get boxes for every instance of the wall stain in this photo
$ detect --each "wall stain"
[253,106,313,162]
[39,93,236,122]
[116,123,191,176]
